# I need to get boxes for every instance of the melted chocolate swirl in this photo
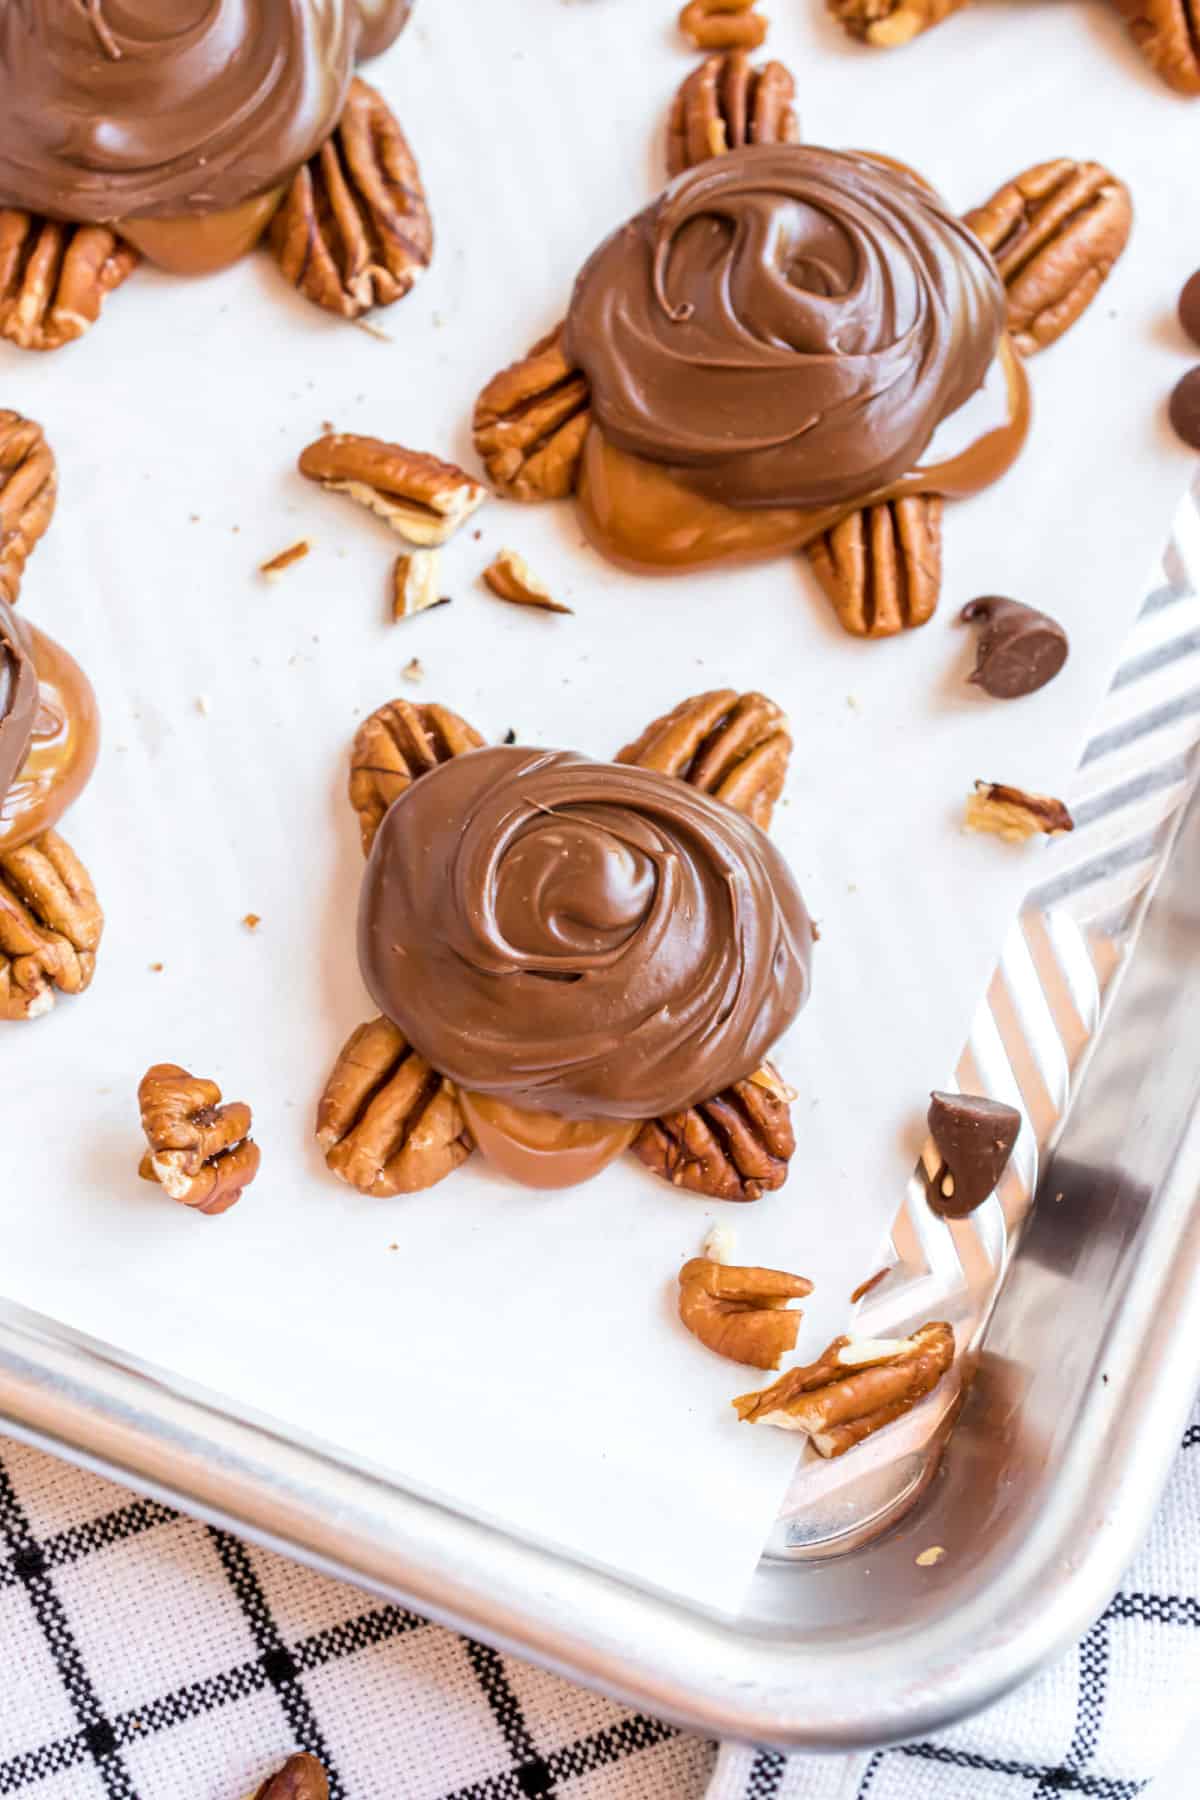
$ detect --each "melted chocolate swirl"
[359,745,814,1120]
[0,0,412,222]
[565,145,1007,510]
[0,598,37,808]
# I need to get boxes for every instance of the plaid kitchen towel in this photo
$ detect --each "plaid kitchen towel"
[0,1403,1194,1798]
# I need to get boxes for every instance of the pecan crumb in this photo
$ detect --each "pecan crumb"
[965,780,1074,842]
[138,1063,260,1215]
[401,656,423,684]
[850,1267,889,1304]
[149,961,164,973]
[260,539,311,580]
[392,549,444,621]
[483,548,572,614]
[916,1545,946,1566]
[242,912,262,930]
[679,1257,812,1368]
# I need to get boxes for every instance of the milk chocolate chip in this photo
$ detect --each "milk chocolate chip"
[1169,367,1200,451]
[924,1090,1020,1219]
[961,596,1069,699]
[1179,271,1200,350]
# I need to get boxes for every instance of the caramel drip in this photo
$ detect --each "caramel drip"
[0,622,99,854]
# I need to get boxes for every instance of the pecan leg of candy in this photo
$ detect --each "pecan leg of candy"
[473,325,592,502]
[679,0,769,52]
[678,1256,812,1368]
[964,160,1133,357]
[666,52,800,178]
[316,1015,473,1196]
[805,495,943,638]
[298,434,487,546]
[1112,0,1200,93]
[248,1751,329,1800]
[826,0,969,46]
[616,688,791,831]
[138,1064,260,1215]
[0,212,138,354]
[0,832,102,1022]
[733,1321,955,1456]
[635,1064,796,1201]
[0,411,57,603]
[349,698,485,856]
[270,77,432,320]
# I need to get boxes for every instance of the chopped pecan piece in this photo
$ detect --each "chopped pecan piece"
[634,1067,795,1202]
[680,0,768,51]
[259,539,311,580]
[0,212,138,353]
[349,697,484,855]
[298,434,487,546]
[805,496,942,637]
[483,548,572,614]
[965,160,1133,356]
[251,1753,329,1800]
[270,77,432,320]
[678,1257,812,1368]
[0,832,102,1022]
[826,0,968,45]
[0,410,56,602]
[392,549,444,620]
[1112,0,1200,94]
[472,325,591,502]
[733,1321,955,1455]
[137,1064,260,1215]
[965,780,1074,842]
[667,51,799,177]
[317,1015,473,1196]
[616,688,791,830]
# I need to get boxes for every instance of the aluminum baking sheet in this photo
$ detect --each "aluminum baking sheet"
[4,2,1198,1617]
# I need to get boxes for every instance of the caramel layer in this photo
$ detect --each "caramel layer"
[116,190,284,275]
[459,1092,640,1190]
[574,338,1030,575]
[0,623,99,854]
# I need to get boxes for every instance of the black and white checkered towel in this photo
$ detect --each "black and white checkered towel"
[0,1402,1195,1799]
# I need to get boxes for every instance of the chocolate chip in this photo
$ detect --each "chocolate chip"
[1169,366,1200,451]
[1179,270,1200,350]
[961,596,1069,699]
[924,1091,1021,1219]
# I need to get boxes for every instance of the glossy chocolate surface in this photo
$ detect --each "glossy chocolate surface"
[0,597,37,809]
[0,1,412,224]
[359,745,813,1121]
[0,621,100,854]
[565,145,1007,512]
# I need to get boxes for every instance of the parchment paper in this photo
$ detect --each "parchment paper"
[4,1,1197,1614]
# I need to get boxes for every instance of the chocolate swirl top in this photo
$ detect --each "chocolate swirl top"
[0,597,37,806]
[0,1,411,222]
[359,745,814,1120]
[565,145,1007,510]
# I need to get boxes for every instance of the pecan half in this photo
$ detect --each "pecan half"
[680,0,768,50]
[667,51,799,177]
[733,1321,955,1455]
[965,780,1074,842]
[472,325,592,502]
[349,697,484,855]
[965,160,1133,356]
[825,0,968,46]
[0,411,57,603]
[270,77,432,320]
[1112,0,1200,94]
[805,495,942,637]
[0,212,138,353]
[483,548,572,614]
[317,1015,473,1196]
[298,434,487,546]
[0,832,102,1022]
[137,1063,260,1215]
[678,1256,812,1368]
[616,688,791,830]
[634,1066,796,1202]
[251,1753,329,1800]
